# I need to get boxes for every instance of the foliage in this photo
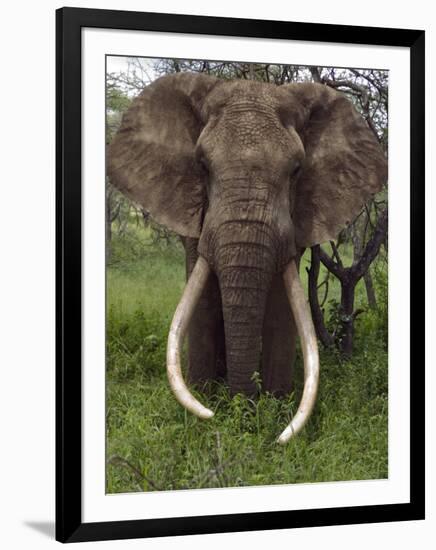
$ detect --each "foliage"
[106,85,131,114]
[106,86,131,143]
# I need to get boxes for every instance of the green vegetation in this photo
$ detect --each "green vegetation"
[106,223,388,493]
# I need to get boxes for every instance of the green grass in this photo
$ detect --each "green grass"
[106,224,388,493]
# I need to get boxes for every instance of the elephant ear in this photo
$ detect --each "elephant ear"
[108,73,219,238]
[282,82,387,248]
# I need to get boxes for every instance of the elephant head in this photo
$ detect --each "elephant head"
[108,72,387,443]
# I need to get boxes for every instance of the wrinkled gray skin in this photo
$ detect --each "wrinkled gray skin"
[108,73,387,397]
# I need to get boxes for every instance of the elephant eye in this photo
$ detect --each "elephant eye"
[196,154,210,195]
[199,156,209,172]
[195,149,209,175]
[290,162,302,179]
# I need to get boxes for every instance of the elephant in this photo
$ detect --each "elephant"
[108,72,387,443]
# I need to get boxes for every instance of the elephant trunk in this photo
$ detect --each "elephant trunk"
[214,222,276,395]
[220,270,270,395]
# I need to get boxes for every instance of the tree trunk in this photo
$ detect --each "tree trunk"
[364,270,377,309]
[307,246,334,347]
[339,276,356,357]
[318,208,387,357]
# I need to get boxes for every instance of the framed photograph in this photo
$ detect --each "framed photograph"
[56,7,425,543]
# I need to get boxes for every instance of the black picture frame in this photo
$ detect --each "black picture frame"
[56,6,425,543]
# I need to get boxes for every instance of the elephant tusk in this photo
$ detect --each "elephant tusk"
[167,256,214,419]
[277,259,320,444]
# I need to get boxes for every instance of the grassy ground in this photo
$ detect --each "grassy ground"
[106,224,388,493]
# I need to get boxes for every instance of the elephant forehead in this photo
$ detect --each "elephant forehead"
[206,80,278,111]
[204,102,287,154]
[224,114,283,147]
[204,113,303,170]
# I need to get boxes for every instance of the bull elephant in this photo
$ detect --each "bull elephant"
[108,72,387,443]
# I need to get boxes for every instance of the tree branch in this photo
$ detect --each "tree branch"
[351,208,388,281]
[330,241,344,268]
[319,247,345,279]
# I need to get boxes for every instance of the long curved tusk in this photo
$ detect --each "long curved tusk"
[167,256,214,419]
[277,259,320,444]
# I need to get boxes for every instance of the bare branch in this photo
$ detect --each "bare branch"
[319,247,345,279]
[351,208,388,281]
[108,455,163,491]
